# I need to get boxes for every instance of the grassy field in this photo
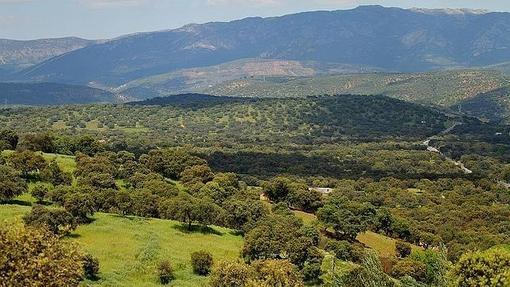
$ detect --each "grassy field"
[1,150,77,173]
[0,203,244,287]
[357,231,421,258]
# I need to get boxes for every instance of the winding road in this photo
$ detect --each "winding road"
[422,122,473,174]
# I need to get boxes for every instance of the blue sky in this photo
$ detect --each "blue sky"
[1,0,509,40]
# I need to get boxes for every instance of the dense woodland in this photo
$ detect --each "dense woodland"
[1,94,509,286]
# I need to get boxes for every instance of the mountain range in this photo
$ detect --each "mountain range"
[0,37,96,77]
[6,5,510,87]
[0,5,510,119]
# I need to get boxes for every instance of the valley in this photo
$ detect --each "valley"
[1,3,510,287]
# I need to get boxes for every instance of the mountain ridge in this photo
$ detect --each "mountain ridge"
[15,5,510,86]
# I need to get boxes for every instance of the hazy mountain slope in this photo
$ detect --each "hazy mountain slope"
[458,87,510,123]
[207,70,510,106]
[0,82,117,105]
[19,6,510,86]
[116,59,382,99]
[0,37,95,76]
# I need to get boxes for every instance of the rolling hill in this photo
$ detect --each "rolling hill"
[16,6,510,86]
[207,70,509,106]
[0,82,118,105]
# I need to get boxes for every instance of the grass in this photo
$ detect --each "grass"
[293,210,317,226]
[0,203,244,287]
[357,231,421,258]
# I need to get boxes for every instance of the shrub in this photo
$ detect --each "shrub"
[0,165,27,202]
[83,254,100,280]
[391,259,427,282]
[396,241,412,258]
[23,205,77,235]
[209,261,254,287]
[451,248,510,286]
[251,259,304,287]
[325,240,365,263]
[301,262,322,283]
[191,250,214,276]
[158,260,175,285]
[0,222,83,286]
[31,183,49,203]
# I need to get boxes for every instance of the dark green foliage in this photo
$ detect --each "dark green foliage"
[30,183,49,203]
[242,213,316,267]
[46,185,73,205]
[180,164,214,185]
[0,82,115,105]
[158,193,223,230]
[41,161,72,186]
[23,205,77,235]
[396,241,412,258]
[317,195,376,241]
[63,192,95,223]
[7,150,46,178]
[78,172,117,189]
[391,259,427,283]
[191,251,213,276]
[0,165,27,202]
[18,133,55,153]
[223,197,268,233]
[263,176,323,212]
[0,129,18,150]
[141,148,206,179]
[83,254,100,280]
[157,260,175,285]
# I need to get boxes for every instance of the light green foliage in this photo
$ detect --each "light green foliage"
[450,248,510,287]
[0,221,83,286]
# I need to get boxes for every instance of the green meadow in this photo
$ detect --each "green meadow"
[0,204,243,287]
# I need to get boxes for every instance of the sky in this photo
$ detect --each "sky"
[1,0,510,40]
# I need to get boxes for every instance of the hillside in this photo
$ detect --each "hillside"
[459,86,510,123]
[0,82,118,105]
[17,6,510,86]
[0,205,243,287]
[0,37,95,77]
[207,70,509,106]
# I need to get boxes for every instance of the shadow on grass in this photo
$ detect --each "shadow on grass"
[172,223,223,236]
[1,199,32,206]
[67,233,82,239]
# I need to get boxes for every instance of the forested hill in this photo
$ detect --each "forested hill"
[126,93,450,140]
[0,82,117,105]
[17,6,510,86]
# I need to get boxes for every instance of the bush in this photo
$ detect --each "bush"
[0,222,83,286]
[191,250,214,276]
[31,183,49,203]
[157,260,175,285]
[391,259,427,283]
[83,254,100,280]
[23,205,77,235]
[209,261,254,287]
[301,262,322,283]
[325,240,365,263]
[451,248,510,286]
[396,241,412,258]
